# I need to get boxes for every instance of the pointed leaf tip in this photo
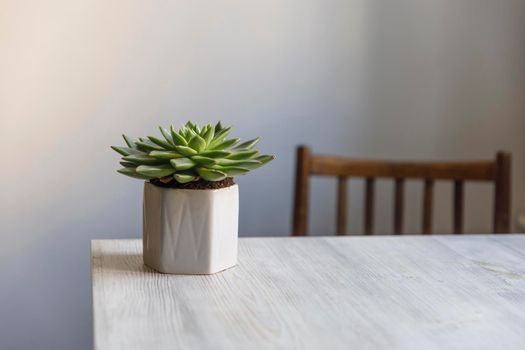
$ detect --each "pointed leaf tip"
[159,126,175,146]
[233,137,260,150]
[148,136,174,150]
[111,146,143,156]
[122,134,138,149]
[117,167,153,180]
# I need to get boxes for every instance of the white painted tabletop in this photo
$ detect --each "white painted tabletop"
[92,235,525,350]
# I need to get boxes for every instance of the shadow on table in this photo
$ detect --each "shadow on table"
[99,254,206,277]
[98,253,159,274]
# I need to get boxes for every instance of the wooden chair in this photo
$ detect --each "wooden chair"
[292,146,511,235]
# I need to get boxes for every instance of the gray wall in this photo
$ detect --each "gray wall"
[1,0,524,348]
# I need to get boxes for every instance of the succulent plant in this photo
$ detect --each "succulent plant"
[111,121,274,183]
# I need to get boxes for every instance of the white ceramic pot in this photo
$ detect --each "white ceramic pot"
[142,182,238,274]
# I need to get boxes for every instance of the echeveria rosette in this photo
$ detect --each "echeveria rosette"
[111,121,275,183]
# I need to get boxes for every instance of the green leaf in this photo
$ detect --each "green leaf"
[188,134,206,152]
[159,126,175,146]
[111,146,143,156]
[178,169,199,176]
[170,125,188,146]
[136,139,164,152]
[215,121,223,132]
[216,158,261,166]
[174,145,198,156]
[197,168,227,181]
[181,127,193,140]
[256,154,275,165]
[231,155,273,171]
[233,137,260,150]
[136,164,175,178]
[122,135,138,149]
[191,156,216,165]
[202,124,215,145]
[170,157,196,170]
[216,158,263,170]
[226,149,258,160]
[200,150,231,158]
[200,124,209,137]
[117,167,152,179]
[174,173,197,184]
[186,128,198,139]
[148,136,174,150]
[208,127,231,148]
[122,154,165,165]
[185,120,200,134]
[214,126,231,138]
[211,165,250,176]
[210,138,240,150]
[149,150,184,159]
[120,161,137,168]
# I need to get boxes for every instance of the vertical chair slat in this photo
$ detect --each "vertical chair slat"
[453,180,464,234]
[494,152,511,233]
[364,178,375,235]
[336,177,348,235]
[422,179,434,234]
[292,146,311,236]
[394,178,405,234]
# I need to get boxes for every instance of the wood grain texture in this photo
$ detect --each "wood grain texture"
[92,236,525,350]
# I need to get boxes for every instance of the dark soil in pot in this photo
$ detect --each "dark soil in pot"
[150,177,235,190]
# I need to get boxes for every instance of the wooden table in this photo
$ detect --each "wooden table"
[92,235,525,349]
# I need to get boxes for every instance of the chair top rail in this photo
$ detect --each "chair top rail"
[310,155,496,181]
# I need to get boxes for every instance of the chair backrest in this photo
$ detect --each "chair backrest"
[292,146,511,235]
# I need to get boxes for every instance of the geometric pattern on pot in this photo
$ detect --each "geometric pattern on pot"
[143,182,239,274]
